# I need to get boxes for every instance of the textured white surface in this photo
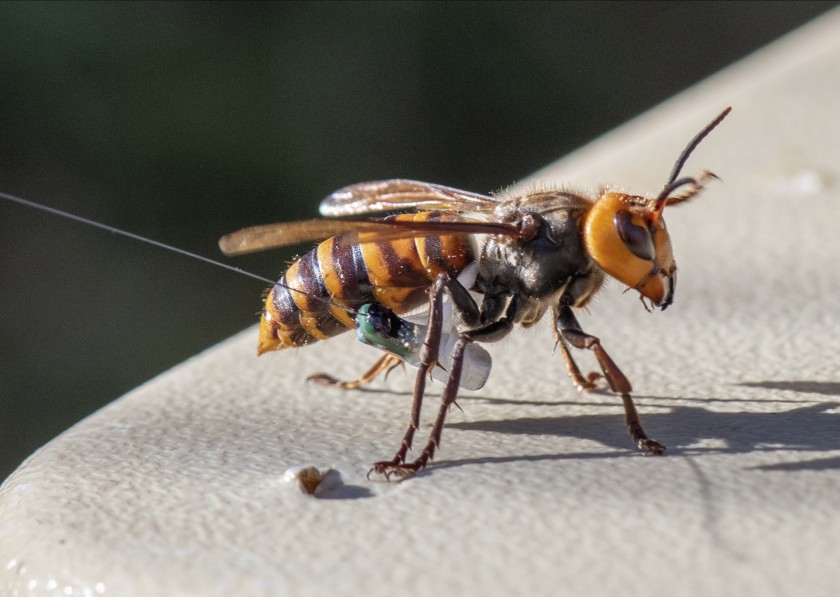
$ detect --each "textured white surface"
[3,10,840,597]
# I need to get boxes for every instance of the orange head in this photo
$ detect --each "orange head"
[583,191,679,309]
[582,107,730,310]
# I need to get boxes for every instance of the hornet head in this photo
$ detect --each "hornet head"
[582,107,730,310]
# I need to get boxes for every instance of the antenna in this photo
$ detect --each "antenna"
[665,107,731,188]
[653,107,731,213]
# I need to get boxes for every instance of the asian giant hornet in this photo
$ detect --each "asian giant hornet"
[219,107,732,480]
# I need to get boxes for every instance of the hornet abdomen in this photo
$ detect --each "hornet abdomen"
[258,211,475,353]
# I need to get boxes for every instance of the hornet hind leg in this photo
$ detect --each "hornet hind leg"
[307,354,403,390]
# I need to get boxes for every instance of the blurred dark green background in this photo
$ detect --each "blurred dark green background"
[0,2,835,481]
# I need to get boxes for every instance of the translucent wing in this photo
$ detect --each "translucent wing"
[220,219,381,256]
[219,216,521,256]
[319,179,499,217]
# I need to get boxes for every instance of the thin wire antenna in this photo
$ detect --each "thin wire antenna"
[0,190,357,316]
[665,107,731,187]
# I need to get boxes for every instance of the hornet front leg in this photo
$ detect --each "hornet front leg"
[555,303,665,455]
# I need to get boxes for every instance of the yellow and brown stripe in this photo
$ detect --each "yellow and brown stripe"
[257,211,475,354]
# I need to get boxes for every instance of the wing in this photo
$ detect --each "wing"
[219,216,521,256]
[318,179,499,217]
[220,219,385,256]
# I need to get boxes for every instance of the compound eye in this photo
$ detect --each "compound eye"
[614,210,655,262]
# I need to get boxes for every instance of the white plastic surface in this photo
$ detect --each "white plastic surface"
[3,11,840,596]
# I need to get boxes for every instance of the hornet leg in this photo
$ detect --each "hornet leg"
[307,354,403,390]
[556,335,602,391]
[372,285,516,481]
[370,272,486,480]
[370,274,450,480]
[556,304,665,455]
[400,310,515,477]
[384,335,470,478]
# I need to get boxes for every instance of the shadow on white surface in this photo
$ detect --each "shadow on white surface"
[440,396,840,470]
[740,380,840,396]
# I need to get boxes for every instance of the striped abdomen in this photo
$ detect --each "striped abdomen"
[257,211,475,354]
